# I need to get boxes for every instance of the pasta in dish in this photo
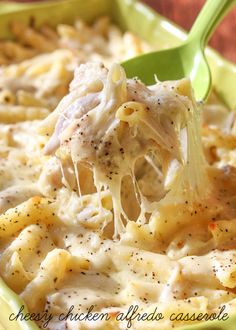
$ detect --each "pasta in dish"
[0,16,236,330]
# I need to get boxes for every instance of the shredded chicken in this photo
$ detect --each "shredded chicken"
[42,62,210,237]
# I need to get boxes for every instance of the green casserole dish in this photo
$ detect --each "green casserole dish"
[0,1,235,329]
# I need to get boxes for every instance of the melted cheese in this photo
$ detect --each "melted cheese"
[44,63,210,238]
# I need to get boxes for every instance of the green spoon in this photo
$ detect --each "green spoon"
[122,0,236,101]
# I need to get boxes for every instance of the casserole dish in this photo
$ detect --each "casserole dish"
[0,1,235,329]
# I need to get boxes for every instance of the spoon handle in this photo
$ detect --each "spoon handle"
[188,0,236,47]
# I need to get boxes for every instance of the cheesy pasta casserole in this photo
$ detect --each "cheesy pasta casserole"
[0,16,236,330]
